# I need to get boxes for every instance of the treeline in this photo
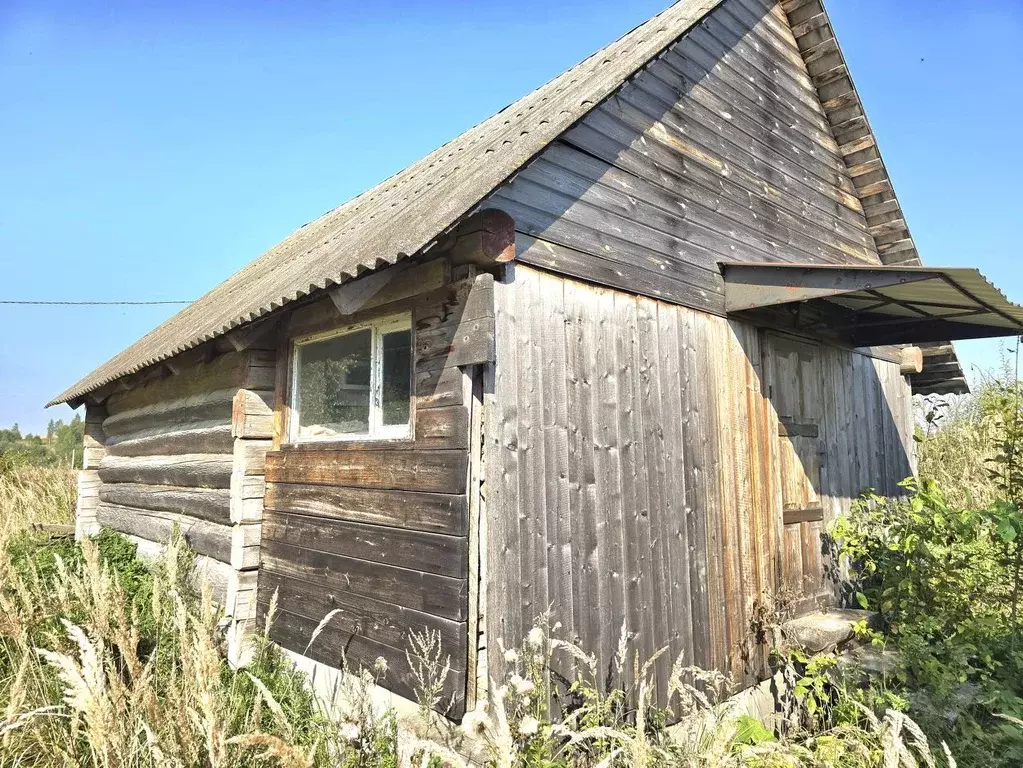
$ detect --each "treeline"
[0,416,84,473]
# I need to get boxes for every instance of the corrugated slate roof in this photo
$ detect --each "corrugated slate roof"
[49,0,723,406]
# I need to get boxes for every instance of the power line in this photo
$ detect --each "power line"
[0,300,192,306]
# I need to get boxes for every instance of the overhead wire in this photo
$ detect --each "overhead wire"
[0,300,192,306]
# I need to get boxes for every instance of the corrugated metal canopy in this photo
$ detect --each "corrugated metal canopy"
[722,262,1023,348]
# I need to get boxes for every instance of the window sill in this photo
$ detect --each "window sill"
[278,435,417,452]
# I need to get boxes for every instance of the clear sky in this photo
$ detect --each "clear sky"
[2,0,1021,434]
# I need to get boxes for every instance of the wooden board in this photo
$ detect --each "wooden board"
[264,449,467,494]
[264,482,467,535]
[262,510,467,578]
[260,539,467,621]
[485,266,917,699]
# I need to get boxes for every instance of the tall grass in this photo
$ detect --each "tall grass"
[0,465,954,767]
[0,467,75,532]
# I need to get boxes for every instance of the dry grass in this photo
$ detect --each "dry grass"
[0,466,75,531]
[0,465,956,767]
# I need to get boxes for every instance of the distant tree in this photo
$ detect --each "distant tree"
[50,415,84,468]
[0,416,84,471]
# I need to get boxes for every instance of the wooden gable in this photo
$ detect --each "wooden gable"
[488,0,881,319]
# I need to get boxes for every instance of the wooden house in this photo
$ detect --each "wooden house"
[52,0,1023,716]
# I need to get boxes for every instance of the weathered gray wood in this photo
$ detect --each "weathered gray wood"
[264,482,467,535]
[415,366,465,410]
[103,389,235,440]
[105,425,234,457]
[96,502,233,563]
[265,449,467,494]
[98,454,233,488]
[258,568,466,659]
[263,606,467,717]
[262,510,467,578]
[99,483,231,525]
[261,539,467,621]
[232,389,275,439]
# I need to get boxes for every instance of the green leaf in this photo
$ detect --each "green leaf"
[856,592,869,609]
[732,715,775,745]
[997,520,1018,542]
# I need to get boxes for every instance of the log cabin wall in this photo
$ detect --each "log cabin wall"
[257,267,494,717]
[486,264,913,701]
[81,348,277,658]
[488,0,880,317]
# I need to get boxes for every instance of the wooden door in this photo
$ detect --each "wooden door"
[763,332,826,608]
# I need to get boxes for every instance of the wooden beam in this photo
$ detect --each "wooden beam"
[443,208,516,268]
[328,259,450,316]
[899,346,924,376]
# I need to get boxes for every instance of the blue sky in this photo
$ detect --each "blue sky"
[1,0,1021,434]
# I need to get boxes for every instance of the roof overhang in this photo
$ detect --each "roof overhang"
[722,262,1023,393]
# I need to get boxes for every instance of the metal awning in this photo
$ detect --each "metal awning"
[722,263,1023,347]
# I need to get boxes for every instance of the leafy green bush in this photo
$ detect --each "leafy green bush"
[832,479,1023,767]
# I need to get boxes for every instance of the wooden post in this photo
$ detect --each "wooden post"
[227,349,277,666]
[76,403,107,540]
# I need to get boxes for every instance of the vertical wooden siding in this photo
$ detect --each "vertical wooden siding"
[487,265,913,699]
[489,0,881,317]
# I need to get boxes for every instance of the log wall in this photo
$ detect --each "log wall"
[488,0,879,316]
[486,264,914,701]
[257,270,494,716]
[79,347,277,660]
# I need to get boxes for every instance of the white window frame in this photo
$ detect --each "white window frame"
[289,313,413,443]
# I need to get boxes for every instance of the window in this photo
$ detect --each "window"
[290,315,412,441]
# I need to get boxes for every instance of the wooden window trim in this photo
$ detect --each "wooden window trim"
[286,312,415,446]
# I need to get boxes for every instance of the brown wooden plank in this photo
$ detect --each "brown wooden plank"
[261,539,467,621]
[263,482,467,535]
[415,366,465,410]
[782,507,825,525]
[257,568,466,662]
[264,606,467,717]
[264,449,467,493]
[262,509,467,578]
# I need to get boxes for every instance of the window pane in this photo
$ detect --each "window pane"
[381,328,411,427]
[296,329,371,438]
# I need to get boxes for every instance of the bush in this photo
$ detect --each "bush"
[833,479,1023,767]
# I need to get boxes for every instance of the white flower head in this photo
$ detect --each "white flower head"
[373,656,388,674]
[513,677,535,697]
[339,722,361,742]
[504,648,519,664]
[461,709,489,736]
[526,627,545,647]
[518,716,540,737]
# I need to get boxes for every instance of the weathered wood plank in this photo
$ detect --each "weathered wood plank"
[257,568,466,660]
[264,606,467,716]
[233,389,275,439]
[262,510,467,578]
[96,501,232,563]
[264,482,467,535]
[264,449,468,494]
[105,425,234,457]
[261,539,467,621]
[99,483,231,525]
[98,454,233,489]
